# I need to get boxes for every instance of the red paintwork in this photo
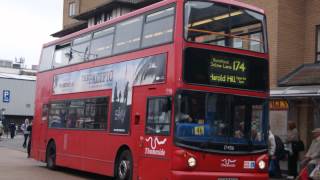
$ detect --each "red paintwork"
[32,0,269,179]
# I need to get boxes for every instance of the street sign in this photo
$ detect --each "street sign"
[3,90,10,103]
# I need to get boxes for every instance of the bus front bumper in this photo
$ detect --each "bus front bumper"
[171,170,268,180]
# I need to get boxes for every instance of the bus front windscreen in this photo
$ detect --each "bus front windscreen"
[184,1,267,53]
[174,90,268,153]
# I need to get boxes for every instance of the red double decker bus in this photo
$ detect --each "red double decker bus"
[32,0,269,179]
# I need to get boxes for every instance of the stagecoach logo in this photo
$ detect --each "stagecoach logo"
[144,137,167,156]
[221,159,237,168]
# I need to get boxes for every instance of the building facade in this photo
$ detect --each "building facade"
[0,60,36,133]
[238,0,320,147]
[52,0,159,37]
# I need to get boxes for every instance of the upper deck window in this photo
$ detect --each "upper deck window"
[184,1,267,53]
[114,16,144,54]
[39,46,55,71]
[89,27,115,60]
[142,7,175,48]
[41,5,175,71]
[53,43,71,68]
[69,34,92,64]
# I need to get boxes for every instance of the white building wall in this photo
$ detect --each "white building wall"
[0,78,36,116]
[0,67,20,74]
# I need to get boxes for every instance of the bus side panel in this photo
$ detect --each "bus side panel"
[81,131,115,176]
[31,73,51,162]
[47,130,83,170]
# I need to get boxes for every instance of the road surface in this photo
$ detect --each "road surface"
[0,135,112,180]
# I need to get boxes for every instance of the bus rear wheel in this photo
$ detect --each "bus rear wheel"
[115,150,133,180]
[46,142,57,170]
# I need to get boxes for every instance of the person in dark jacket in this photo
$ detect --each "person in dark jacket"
[286,121,299,179]
[9,123,16,139]
[27,122,32,158]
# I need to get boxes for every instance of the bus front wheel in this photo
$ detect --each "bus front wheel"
[46,142,57,170]
[115,150,133,180]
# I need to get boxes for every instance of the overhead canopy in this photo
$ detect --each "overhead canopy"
[279,63,320,86]
[271,85,320,98]
[51,21,87,38]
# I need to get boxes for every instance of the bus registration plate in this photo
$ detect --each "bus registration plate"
[218,178,238,180]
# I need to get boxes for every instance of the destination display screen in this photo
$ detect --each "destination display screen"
[209,58,248,87]
[184,48,268,91]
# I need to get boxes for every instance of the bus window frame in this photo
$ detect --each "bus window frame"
[39,46,55,71]
[38,3,176,73]
[183,0,268,54]
[47,96,110,131]
[52,42,72,69]
[145,96,173,136]
[69,33,93,64]
[89,26,116,60]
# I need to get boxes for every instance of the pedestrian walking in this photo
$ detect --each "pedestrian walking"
[0,121,4,140]
[27,122,32,158]
[269,130,283,178]
[9,123,16,139]
[286,121,300,179]
[21,118,30,148]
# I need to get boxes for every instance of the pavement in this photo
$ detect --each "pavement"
[0,133,26,152]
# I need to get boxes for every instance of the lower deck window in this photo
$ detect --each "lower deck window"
[48,97,109,130]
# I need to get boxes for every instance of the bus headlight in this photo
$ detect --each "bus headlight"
[187,157,197,168]
[258,160,266,170]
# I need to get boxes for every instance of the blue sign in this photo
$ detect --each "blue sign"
[3,90,10,103]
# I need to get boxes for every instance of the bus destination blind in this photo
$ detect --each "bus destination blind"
[209,57,248,87]
[184,47,268,91]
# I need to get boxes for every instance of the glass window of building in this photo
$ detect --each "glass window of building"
[317,25,320,62]
[69,2,76,17]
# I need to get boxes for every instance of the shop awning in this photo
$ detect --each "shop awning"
[279,63,320,86]
[271,85,320,97]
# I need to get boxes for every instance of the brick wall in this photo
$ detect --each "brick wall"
[239,0,320,87]
[238,0,279,88]
[63,0,109,28]
[277,0,305,81]
[303,0,320,64]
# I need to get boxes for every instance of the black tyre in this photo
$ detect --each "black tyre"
[115,150,133,180]
[46,142,57,170]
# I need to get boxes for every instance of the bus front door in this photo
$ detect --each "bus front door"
[137,95,172,180]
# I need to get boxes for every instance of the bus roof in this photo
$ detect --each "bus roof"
[44,0,265,48]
